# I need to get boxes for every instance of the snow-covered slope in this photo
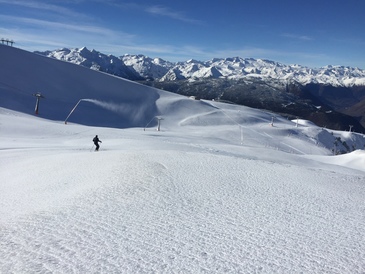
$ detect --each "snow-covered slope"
[1,45,365,273]
[37,47,365,87]
[1,44,209,128]
[1,108,365,273]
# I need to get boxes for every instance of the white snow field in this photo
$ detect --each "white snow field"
[1,45,365,273]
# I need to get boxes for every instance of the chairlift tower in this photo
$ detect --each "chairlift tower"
[1,38,14,46]
[33,92,45,115]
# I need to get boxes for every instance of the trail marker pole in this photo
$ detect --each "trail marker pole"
[240,126,243,145]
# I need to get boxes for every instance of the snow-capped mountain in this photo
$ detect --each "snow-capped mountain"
[36,47,143,80]
[36,47,365,87]
[121,54,173,80]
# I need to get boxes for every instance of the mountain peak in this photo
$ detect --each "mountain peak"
[78,46,90,53]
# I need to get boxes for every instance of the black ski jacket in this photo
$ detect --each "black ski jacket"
[93,136,101,144]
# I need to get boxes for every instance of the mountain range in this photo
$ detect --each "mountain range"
[35,47,365,132]
[36,47,365,86]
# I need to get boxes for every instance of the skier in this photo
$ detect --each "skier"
[93,135,102,151]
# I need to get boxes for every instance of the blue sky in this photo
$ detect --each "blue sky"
[1,0,364,68]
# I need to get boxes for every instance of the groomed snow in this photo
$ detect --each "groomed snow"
[1,45,365,273]
[1,106,365,273]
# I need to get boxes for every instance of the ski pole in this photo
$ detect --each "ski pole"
[90,144,94,152]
